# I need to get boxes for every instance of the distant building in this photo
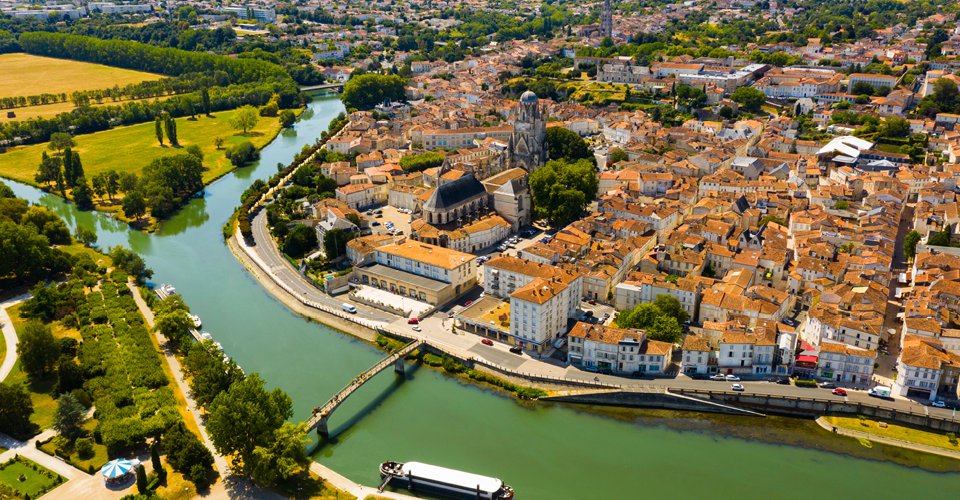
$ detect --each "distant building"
[600,0,613,38]
[507,91,548,172]
[568,323,672,374]
[354,241,477,305]
[222,5,276,23]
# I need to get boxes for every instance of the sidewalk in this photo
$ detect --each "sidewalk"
[815,417,960,460]
[0,293,30,382]
[0,428,90,480]
[310,462,421,500]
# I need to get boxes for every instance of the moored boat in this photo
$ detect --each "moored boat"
[190,314,202,329]
[379,461,514,500]
[156,284,176,299]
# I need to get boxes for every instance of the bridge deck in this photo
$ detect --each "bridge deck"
[307,338,423,430]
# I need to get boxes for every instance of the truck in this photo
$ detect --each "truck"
[868,386,891,398]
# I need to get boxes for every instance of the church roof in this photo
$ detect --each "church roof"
[520,91,539,104]
[423,174,487,212]
[495,179,524,197]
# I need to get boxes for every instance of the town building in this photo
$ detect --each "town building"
[353,241,477,305]
[568,323,672,374]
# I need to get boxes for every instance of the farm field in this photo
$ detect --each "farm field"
[0,53,162,100]
[0,108,282,188]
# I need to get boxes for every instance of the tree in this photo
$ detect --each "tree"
[932,78,959,105]
[614,298,683,344]
[279,109,296,128]
[546,126,592,161]
[183,341,244,407]
[181,96,196,119]
[201,87,211,116]
[226,141,260,166]
[91,173,107,200]
[136,464,147,494]
[75,224,97,247]
[122,191,147,222]
[0,382,34,438]
[718,105,734,119]
[609,149,629,164]
[53,392,85,436]
[653,294,689,325]
[280,224,316,256]
[322,228,350,259]
[55,356,84,398]
[879,117,910,139]
[35,151,62,188]
[341,74,406,110]
[154,308,193,344]
[904,230,922,260]
[248,422,309,486]
[165,116,178,146]
[191,464,209,490]
[48,132,75,155]
[155,116,164,145]
[17,321,60,379]
[730,87,766,112]
[213,136,225,150]
[0,181,13,199]
[529,158,598,225]
[119,172,138,194]
[928,227,952,247]
[107,170,120,199]
[345,213,362,228]
[72,177,94,210]
[648,315,683,344]
[854,94,870,105]
[109,245,154,282]
[207,373,303,481]
[151,442,164,477]
[851,81,874,96]
[833,200,849,210]
[230,105,260,134]
[399,152,445,172]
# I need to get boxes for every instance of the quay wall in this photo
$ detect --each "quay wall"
[542,390,764,417]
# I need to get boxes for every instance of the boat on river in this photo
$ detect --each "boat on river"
[190,314,202,329]
[156,284,176,299]
[379,461,514,500]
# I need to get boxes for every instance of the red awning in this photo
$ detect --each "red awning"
[797,355,818,363]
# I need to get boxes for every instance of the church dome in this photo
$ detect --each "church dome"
[519,91,539,104]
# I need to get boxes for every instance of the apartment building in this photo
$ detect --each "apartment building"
[354,241,477,305]
[681,334,717,375]
[614,271,701,318]
[568,323,672,374]
[893,335,960,401]
[509,277,576,353]
[817,339,877,384]
[484,256,583,316]
[421,126,512,150]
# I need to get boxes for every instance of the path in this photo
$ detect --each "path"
[815,417,960,460]
[0,428,91,480]
[0,293,30,382]
[310,462,420,500]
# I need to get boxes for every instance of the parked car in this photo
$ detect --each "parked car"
[464,301,473,307]
[731,383,745,391]
[931,400,946,408]
[372,221,380,226]
[819,382,837,389]
[710,374,726,381]
[725,375,741,382]
[481,339,494,346]
[690,373,706,380]
[509,346,522,354]
[588,300,597,305]
[375,214,383,218]
[584,311,594,317]
[783,318,795,326]
[407,318,419,324]
[832,388,847,396]
[412,326,421,332]
[776,377,790,385]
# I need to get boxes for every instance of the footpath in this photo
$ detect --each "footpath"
[814,417,960,460]
[0,293,30,382]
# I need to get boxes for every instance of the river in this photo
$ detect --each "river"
[6,94,959,500]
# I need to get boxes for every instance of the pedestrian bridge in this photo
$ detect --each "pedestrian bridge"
[307,338,424,436]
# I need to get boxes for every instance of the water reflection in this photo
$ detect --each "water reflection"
[157,196,210,236]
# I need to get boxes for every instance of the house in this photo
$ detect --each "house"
[893,335,960,401]
[817,338,877,384]
[353,241,477,305]
[681,334,717,375]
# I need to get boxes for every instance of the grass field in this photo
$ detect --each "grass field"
[0,458,64,498]
[1,94,176,124]
[0,53,162,100]
[825,415,960,451]
[0,108,282,189]
[271,470,357,500]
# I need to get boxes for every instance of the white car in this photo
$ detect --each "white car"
[412,326,422,332]
[932,400,946,408]
[710,374,726,381]
[725,375,741,382]
[731,383,745,392]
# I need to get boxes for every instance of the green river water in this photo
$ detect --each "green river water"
[6,94,959,499]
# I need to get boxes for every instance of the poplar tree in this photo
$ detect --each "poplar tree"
[165,116,178,146]
[155,116,164,145]
[201,87,211,116]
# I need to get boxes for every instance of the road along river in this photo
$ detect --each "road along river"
[6,94,960,500]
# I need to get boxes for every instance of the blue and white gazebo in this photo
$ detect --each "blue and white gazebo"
[101,458,137,487]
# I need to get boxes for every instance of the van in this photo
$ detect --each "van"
[342,303,357,314]
[554,338,567,349]
[868,386,891,398]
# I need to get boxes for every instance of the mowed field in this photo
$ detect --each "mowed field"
[0,53,163,99]
[0,108,282,187]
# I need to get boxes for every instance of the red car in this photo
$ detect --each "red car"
[481,339,494,346]
[588,300,597,305]
[832,388,847,396]
[407,318,419,324]
[464,301,474,307]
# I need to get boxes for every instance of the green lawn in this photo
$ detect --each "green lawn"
[0,457,65,498]
[271,470,357,500]
[0,107,282,190]
[826,415,960,451]
[3,359,57,433]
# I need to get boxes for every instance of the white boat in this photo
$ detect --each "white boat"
[200,332,213,341]
[379,461,514,500]
[190,314,202,329]
[156,284,176,299]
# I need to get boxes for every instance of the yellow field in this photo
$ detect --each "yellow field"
[0,107,282,188]
[1,94,176,123]
[0,53,163,99]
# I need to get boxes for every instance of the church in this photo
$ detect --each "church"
[507,91,548,172]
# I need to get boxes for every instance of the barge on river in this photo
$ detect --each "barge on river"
[379,461,514,500]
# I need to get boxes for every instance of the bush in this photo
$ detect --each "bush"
[190,463,209,490]
[225,141,261,167]
[75,438,94,458]
[794,379,817,387]
[515,387,546,400]
[71,388,93,408]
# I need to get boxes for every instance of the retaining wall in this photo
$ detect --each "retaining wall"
[542,390,763,417]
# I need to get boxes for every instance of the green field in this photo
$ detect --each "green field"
[1,94,177,124]
[0,108,282,190]
[0,458,65,498]
[0,53,161,100]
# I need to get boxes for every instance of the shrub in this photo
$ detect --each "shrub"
[422,353,443,366]
[441,356,466,374]
[190,463,209,490]
[794,379,817,387]
[225,141,261,167]
[75,438,94,458]
[515,387,546,400]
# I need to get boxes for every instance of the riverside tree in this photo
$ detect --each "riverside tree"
[72,176,94,210]
[122,191,147,223]
[341,73,406,110]
[231,105,260,134]
[207,373,308,484]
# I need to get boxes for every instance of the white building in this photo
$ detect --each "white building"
[222,5,276,23]
[614,272,700,318]
[568,323,672,374]
[88,3,152,14]
[483,255,583,314]
[817,339,877,384]
[509,277,576,353]
[717,324,778,375]
[893,335,960,401]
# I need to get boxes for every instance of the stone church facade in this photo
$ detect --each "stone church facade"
[508,91,548,172]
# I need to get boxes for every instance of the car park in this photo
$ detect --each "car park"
[731,383,745,391]
[725,375,740,382]
[481,339,494,346]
